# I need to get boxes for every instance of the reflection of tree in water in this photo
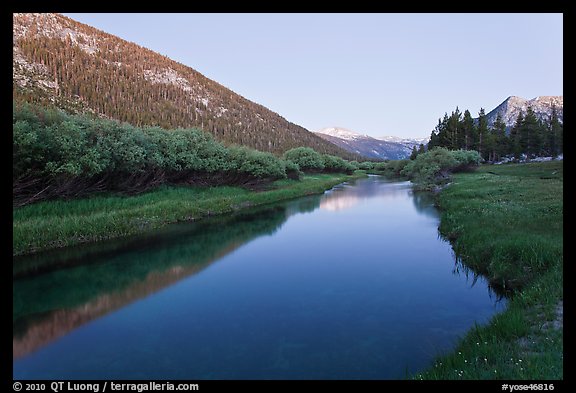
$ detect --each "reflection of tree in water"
[13,201,320,358]
[452,257,509,301]
[410,190,440,220]
[284,194,322,216]
[409,187,509,301]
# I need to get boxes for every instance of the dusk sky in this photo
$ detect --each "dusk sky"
[64,13,563,139]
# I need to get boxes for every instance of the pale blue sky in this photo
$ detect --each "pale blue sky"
[64,13,563,139]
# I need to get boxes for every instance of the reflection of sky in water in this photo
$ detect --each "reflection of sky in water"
[320,193,359,211]
[320,178,419,212]
[14,176,506,380]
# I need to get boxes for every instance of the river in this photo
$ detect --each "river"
[13,175,505,379]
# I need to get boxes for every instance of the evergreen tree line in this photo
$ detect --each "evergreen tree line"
[427,106,563,161]
[13,103,358,207]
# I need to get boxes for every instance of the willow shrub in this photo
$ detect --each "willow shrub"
[357,161,376,170]
[226,145,287,180]
[13,103,290,204]
[283,147,325,172]
[400,147,481,188]
[379,159,410,178]
[283,160,301,180]
[14,102,362,205]
[321,154,356,174]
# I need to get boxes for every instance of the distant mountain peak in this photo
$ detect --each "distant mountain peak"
[315,127,429,160]
[485,95,563,127]
[316,127,370,141]
[378,135,429,145]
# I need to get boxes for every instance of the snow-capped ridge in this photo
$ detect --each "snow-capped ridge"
[378,135,429,146]
[485,95,563,127]
[316,127,369,141]
[315,127,430,160]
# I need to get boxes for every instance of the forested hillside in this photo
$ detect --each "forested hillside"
[13,13,355,159]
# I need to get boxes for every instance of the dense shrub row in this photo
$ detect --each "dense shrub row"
[13,103,357,206]
[373,148,481,189]
[281,147,356,174]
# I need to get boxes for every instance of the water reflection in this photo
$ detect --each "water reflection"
[407,189,508,299]
[452,257,509,300]
[13,175,506,379]
[320,176,413,212]
[410,190,441,219]
[13,204,305,359]
[320,193,360,211]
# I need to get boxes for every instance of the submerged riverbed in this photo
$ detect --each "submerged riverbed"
[13,176,505,379]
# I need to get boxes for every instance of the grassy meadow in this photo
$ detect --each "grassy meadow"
[13,172,365,256]
[416,161,563,379]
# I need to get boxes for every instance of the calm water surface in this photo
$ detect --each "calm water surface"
[13,176,505,379]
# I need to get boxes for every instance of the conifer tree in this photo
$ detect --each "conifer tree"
[548,104,563,157]
[417,143,426,155]
[446,107,462,150]
[460,109,475,150]
[491,112,508,161]
[510,111,524,159]
[520,106,543,157]
[476,108,488,157]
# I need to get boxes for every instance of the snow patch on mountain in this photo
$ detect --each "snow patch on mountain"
[378,135,429,148]
[317,127,369,141]
[485,95,563,127]
[315,127,429,160]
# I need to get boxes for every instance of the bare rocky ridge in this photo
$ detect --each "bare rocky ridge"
[484,96,563,128]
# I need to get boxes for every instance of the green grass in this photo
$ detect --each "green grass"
[415,161,563,380]
[13,172,366,256]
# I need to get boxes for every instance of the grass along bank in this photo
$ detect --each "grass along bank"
[416,161,563,380]
[14,172,366,256]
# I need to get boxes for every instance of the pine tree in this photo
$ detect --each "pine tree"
[483,127,496,162]
[446,107,462,150]
[491,112,508,161]
[520,106,543,157]
[428,125,440,150]
[460,110,475,150]
[436,113,450,148]
[548,104,563,157]
[409,146,418,160]
[510,111,524,159]
[476,108,488,157]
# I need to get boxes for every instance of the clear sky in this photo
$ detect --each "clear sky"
[63,13,563,139]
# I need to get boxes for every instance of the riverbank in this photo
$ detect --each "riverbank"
[13,172,366,257]
[416,161,563,380]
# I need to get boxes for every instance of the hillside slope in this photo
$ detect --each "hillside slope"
[13,13,354,158]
